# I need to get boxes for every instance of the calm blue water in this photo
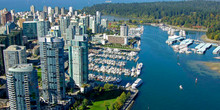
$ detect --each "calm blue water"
[0,0,180,12]
[131,25,220,110]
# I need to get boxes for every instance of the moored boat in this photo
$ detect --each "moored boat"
[132,78,143,89]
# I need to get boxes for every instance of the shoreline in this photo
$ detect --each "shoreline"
[168,25,207,32]
[200,35,220,45]
[145,23,208,32]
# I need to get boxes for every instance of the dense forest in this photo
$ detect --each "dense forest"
[206,25,220,40]
[82,1,220,40]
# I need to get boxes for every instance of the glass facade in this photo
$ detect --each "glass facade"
[23,21,38,40]
[68,35,88,87]
[39,36,65,104]
[7,64,40,110]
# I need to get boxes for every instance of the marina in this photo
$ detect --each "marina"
[161,25,220,55]
[88,48,144,78]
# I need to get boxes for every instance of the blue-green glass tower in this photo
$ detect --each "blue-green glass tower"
[68,34,88,87]
[39,35,65,104]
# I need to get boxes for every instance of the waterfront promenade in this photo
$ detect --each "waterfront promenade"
[122,89,139,110]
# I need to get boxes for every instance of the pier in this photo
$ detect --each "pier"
[122,89,139,110]
[196,43,212,54]
[213,46,220,54]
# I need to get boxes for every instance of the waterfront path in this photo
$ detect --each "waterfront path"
[122,89,139,110]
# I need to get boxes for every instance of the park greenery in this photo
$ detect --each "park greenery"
[206,24,220,40]
[70,83,131,110]
[82,0,220,40]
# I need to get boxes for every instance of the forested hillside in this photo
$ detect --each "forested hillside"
[82,1,220,40]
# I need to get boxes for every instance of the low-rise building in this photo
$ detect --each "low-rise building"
[106,35,128,45]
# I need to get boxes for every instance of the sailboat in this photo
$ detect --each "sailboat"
[179,85,183,90]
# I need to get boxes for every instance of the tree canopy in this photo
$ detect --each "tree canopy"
[82,1,220,40]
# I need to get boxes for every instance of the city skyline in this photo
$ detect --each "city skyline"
[0,1,219,110]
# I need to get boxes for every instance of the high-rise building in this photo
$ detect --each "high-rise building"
[43,6,48,13]
[37,20,50,38]
[17,18,26,28]
[39,12,47,20]
[69,7,73,14]
[48,26,61,37]
[68,35,88,87]
[92,20,97,33]
[10,10,15,22]
[23,21,38,40]
[96,11,101,25]
[120,24,129,36]
[3,45,27,74]
[101,19,108,28]
[77,25,86,35]
[0,29,23,75]
[75,11,78,16]
[89,16,96,33]
[60,17,70,35]
[1,8,12,25]
[48,6,52,15]
[0,13,1,24]
[55,7,60,15]
[66,25,76,41]
[39,35,65,104]
[48,15,54,23]
[61,7,65,15]
[5,21,16,34]
[84,16,89,29]
[7,64,40,110]
[30,5,35,14]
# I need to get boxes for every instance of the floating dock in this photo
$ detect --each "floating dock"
[196,43,212,54]
[213,46,220,54]
[166,36,185,45]
[195,43,205,50]
[180,39,193,46]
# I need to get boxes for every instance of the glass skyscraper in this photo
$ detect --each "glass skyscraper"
[37,20,50,38]
[23,21,38,40]
[7,64,40,110]
[39,35,65,104]
[60,17,70,35]
[3,45,27,74]
[68,35,88,88]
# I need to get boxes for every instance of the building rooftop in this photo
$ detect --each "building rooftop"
[8,64,33,72]
[4,45,25,51]
[23,21,37,23]
[38,35,64,43]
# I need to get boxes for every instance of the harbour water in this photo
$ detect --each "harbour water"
[131,25,220,110]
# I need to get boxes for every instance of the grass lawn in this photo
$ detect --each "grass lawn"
[36,68,42,85]
[89,98,116,110]
[88,90,123,110]
[37,68,42,78]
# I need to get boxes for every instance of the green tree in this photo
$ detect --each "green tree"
[83,98,88,106]
[120,92,127,103]
[126,92,131,99]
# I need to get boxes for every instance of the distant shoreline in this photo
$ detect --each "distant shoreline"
[168,25,207,32]
[200,35,220,44]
